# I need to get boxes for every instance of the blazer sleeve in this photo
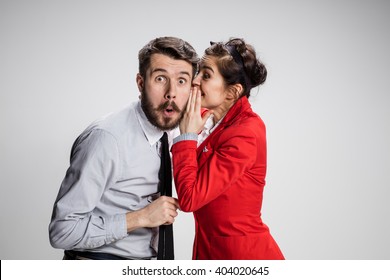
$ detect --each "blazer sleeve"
[171,126,259,212]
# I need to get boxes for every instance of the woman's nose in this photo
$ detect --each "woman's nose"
[192,74,201,86]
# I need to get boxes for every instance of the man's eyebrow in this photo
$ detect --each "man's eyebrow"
[179,71,191,78]
[150,68,191,77]
[150,68,168,74]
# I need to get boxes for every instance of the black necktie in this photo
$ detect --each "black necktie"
[157,132,174,260]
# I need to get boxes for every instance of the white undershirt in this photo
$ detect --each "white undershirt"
[197,115,224,147]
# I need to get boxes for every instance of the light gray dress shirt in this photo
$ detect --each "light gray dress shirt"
[49,101,176,259]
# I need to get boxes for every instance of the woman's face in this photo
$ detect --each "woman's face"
[192,55,228,110]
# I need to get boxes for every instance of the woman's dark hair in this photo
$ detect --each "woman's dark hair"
[205,38,267,98]
[138,36,199,78]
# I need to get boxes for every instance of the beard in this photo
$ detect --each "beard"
[140,89,184,130]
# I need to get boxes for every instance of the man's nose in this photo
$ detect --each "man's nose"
[164,82,176,100]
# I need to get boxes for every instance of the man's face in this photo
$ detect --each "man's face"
[137,53,193,130]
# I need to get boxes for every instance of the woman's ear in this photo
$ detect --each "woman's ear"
[227,84,243,101]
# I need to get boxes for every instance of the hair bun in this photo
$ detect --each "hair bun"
[237,40,267,88]
[205,37,267,98]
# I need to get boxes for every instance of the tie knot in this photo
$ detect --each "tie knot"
[158,131,172,196]
[161,132,168,143]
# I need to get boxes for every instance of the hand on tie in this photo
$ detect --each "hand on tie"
[137,196,179,227]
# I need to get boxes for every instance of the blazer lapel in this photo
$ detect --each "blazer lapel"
[196,97,251,168]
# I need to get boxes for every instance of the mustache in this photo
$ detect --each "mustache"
[157,101,181,112]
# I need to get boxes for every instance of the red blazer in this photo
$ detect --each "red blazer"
[172,97,284,260]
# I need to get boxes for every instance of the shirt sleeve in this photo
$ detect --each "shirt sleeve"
[173,132,198,144]
[49,129,127,250]
[171,126,258,212]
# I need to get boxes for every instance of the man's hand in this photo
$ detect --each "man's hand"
[126,196,179,232]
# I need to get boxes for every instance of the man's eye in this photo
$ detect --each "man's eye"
[156,76,166,82]
[178,79,186,85]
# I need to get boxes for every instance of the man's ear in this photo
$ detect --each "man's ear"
[136,73,144,92]
[227,84,243,101]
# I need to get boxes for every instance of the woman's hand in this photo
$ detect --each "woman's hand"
[180,87,213,134]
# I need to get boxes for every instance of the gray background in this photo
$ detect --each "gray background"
[1,0,389,260]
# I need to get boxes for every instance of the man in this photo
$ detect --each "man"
[49,37,199,260]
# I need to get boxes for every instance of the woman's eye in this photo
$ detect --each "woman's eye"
[203,73,210,79]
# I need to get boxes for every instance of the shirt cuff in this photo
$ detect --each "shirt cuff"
[106,213,128,244]
[173,133,198,144]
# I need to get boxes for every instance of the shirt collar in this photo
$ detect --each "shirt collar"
[203,115,214,134]
[204,114,225,134]
[135,101,164,146]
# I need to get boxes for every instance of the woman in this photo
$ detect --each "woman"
[171,38,284,260]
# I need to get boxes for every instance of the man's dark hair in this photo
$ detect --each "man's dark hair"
[138,36,199,78]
